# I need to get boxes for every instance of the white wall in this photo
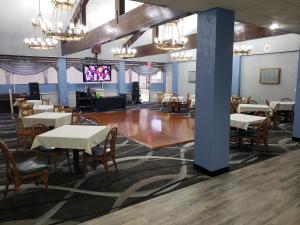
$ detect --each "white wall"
[240,52,299,103]
[177,60,196,97]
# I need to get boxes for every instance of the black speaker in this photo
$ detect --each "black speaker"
[132,82,139,92]
[29,82,40,100]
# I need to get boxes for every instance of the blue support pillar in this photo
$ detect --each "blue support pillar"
[293,51,300,140]
[118,61,126,94]
[163,64,167,93]
[194,8,234,175]
[57,58,68,106]
[172,62,178,94]
[231,56,241,96]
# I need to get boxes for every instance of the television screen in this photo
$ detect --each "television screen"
[83,65,112,82]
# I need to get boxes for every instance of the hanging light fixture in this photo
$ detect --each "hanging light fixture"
[154,20,188,51]
[41,0,88,41]
[24,37,58,50]
[171,51,193,61]
[111,37,137,58]
[233,45,252,56]
[24,0,58,50]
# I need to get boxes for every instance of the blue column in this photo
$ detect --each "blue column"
[194,8,234,175]
[57,58,68,106]
[172,62,178,94]
[293,51,300,140]
[118,61,126,94]
[163,64,167,93]
[231,56,241,96]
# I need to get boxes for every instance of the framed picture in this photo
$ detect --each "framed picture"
[188,71,196,83]
[259,68,281,84]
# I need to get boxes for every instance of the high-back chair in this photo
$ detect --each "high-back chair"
[42,99,50,105]
[81,116,99,125]
[20,105,34,117]
[71,112,82,125]
[0,140,48,202]
[11,116,33,150]
[156,93,164,107]
[168,96,180,112]
[83,127,118,176]
[32,123,49,139]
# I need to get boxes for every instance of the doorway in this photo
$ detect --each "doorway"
[139,75,150,102]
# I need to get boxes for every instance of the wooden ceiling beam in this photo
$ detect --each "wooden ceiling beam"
[71,0,89,25]
[61,4,191,55]
[132,23,288,58]
[122,31,146,48]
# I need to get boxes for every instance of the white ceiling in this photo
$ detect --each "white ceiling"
[134,0,300,34]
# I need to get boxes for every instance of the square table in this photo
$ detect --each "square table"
[31,125,109,173]
[269,101,295,111]
[33,105,54,114]
[230,113,267,130]
[26,100,43,106]
[237,104,272,114]
[22,112,72,128]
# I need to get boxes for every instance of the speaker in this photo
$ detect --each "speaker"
[132,82,139,92]
[29,82,40,100]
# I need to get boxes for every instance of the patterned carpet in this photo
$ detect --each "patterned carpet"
[0,107,299,225]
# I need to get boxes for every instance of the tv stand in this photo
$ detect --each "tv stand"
[75,91,94,112]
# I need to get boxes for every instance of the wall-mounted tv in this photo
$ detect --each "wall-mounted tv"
[83,65,111,82]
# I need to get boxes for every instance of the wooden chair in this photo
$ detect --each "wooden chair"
[71,112,82,125]
[179,94,192,112]
[11,116,33,150]
[280,98,292,102]
[240,117,270,148]
[42,99,50,105]
[249,100,257,104]
[20,105,34,117]
[266,99,270,106]
[0,140,48,202]
[32,123,71,172]
[270,103,280,128]
[83,127,118,176]
[254,111,268,117]
[156,93,164,107]
[168,96,180,112]
[60,107,73,113]
[231,100,240,113]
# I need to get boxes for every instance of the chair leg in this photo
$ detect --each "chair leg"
[43,170,48,191]
[66,151,71,172]
[103,162,109,176]
[112,158,118,172]
[4,182,9,197]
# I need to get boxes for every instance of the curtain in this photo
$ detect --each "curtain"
[0,61,55,75]
[5,71,10,84]
[43,70,48,84]
[132,65,160,76]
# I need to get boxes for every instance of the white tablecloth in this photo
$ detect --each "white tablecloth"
[22,112,72,128]
[230,114,266,130]
[26,100,42,106]
[31,125,109,154]
[162,96,184,103]
[237,104,272,113]
[33,105,54,114]
[269,101,295,111]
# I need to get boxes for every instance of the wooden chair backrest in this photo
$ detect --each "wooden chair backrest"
[157,93,164,103]
[32,123,49,139]
[20,105,34,117]
[254,111,268,117]
[42,99,50,105]
[0,140,20,181]
[280,98,292,102]
[103,127,118,158]
[60,108,73,113]
[71,112,82,125]
[249,100,257,104]
[266,99,270,106]
[11,116,23,130]
[231,102,239,113]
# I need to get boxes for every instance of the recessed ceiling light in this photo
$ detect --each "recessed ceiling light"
[270,23,279,30]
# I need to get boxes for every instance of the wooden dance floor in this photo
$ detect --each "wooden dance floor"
[93,109,195,149]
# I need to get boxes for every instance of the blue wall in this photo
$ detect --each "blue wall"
[231,56,241,96]
[293,51,300,139]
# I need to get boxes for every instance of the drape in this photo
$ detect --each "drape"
[0,61,56,75]
[5,71,10,84]
[43,70,48,84]
[132,65,160,76]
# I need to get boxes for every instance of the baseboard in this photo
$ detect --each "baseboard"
[193,164,229,177]
[292,137,300,142]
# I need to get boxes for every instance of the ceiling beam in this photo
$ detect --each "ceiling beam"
[115,0,125,24]
[122,31,146,48]
[132,23,288,58]
[71,0,89,25]
[61,4,191,55]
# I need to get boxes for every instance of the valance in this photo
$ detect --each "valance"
[0,61,56,75]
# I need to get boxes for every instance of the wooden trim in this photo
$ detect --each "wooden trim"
[61,4,191,55]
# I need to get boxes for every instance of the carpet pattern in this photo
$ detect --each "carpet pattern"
[0,109,299,225]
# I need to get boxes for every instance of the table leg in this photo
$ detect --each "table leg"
[73,150,82,174]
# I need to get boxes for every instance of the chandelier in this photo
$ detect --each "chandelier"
[24,37,58,50]
[111,37,137,58]
[24,0,58,50]
[154,20,188,51]
[171,51,193,61]
[233,45,252,56]
[41,0,88,41]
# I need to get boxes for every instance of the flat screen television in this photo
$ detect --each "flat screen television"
[83,65,112,82]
